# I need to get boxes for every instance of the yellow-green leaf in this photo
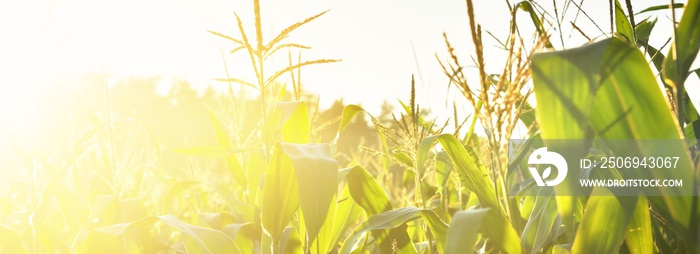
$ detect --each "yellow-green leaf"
[571,188,637,253]
[532,36,696,249]
[346,165,414,253]
[279,142,338,249]
[445,208,490,254]
[261,144,300,242]
[418,134,521,253]
[339,207,447,254]
[625,197,653,254]
[663,0,700,88]
[615,0,635,42]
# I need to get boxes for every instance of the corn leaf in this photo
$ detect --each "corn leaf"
[521,189,560,254]
[338,104,364,135]
[625,197,653,254]
[268,101,310,144]
[339,207,447,254]
[663,0,700,87]
[327,185,363,252]
[346,165,414,253]
[532,37,696,249]
[636,3,684,15]
[279,142,338,250]
[615,0,635,42]
[445,208,489,254]
[261,144,300,242]
[571,188,637,253]
[418,134,522,253]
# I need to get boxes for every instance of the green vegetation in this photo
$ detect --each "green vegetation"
[1,0,699,253]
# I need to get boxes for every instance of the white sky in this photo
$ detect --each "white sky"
[0,0,698,135]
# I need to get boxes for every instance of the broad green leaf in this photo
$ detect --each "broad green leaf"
[328,185,363,252]
[532,40,694,173]
[209,111,246,186]
[625,197,653,254]
[338,104,364,135]
[279,142,338,249]
[435,151,453,193]
[519,189,537,220]
[339,207,447,254]
[347,166,392,214]
[615,0,635,42]
[663,0,700,88]
[268,101,310,144]
[420,210,449,254]
[418,134,497,208]
[245,150,266,207]
[261,144,300,242]
[346,165,414,253]
[571,188,637,254]
[533,36,593,240]
[532,37,696,248]
[0,225,27,254]
[280,103,310,144]
[418,134,521,253]
[445,208,489,254]
[521,189,559,254]
[532,42,597,141]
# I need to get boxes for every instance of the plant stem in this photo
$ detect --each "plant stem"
[257,52,270,160]
[414,170,423,208]
[670,0,685,128]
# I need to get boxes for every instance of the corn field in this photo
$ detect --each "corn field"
[1,0,699,253]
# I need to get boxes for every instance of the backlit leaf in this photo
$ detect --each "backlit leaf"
[280,142,338,248]
[445,208,489,254]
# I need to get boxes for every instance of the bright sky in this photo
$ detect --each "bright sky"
[0,0,698,136]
